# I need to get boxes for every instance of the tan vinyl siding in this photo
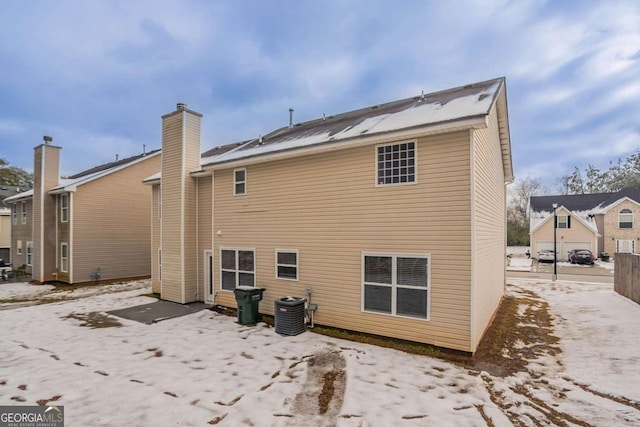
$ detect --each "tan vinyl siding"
[160,110,202,303]
[10,199,32,271]
[71,155,159,283]
[0,213,10,249]
[151,185,161,293]
[471,102,506,352]
[197,176,213,299]
[32,145,60,282]
[56,194,71,282]
[182,115,200,302]
[160,113,185,302]
[213,131,473,351]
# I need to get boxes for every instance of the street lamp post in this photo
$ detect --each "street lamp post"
[552,203,558,281]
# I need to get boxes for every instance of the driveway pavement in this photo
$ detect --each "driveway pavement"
[508,259,614,283]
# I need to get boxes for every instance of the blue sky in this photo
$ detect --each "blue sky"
[0,0,638,189]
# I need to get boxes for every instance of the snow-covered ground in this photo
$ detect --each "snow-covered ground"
[1,279,639,426]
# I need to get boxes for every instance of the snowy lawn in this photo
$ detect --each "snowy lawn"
[1,279,639,426]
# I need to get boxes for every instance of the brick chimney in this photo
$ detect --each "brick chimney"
[160,103,202,303]
[33,136,61,283]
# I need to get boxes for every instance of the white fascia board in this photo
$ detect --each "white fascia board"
[600,196,640,213]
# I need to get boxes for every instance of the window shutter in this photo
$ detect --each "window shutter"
[554,216,557,228]
[567,215,571,228]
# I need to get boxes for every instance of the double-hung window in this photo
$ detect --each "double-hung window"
[17,240,22,255]
[60,243,69,272]
[556,215,570,229]
[362,253,430,319]
[234,168,246,195]
[26,242,33,266]
[276,250,298,280]
[221,248,255,290]
[619,209,633,229]
[21,202,27,224]
[12,204,17,225]
[376,141,416,185]
[60,194,69,223]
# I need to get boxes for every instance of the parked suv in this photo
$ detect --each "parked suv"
[568,249,595,265]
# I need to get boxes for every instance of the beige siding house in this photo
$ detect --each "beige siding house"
[5,140,160,283]
[0,186,23,262]
[147,78,513,353]
[529,188,640,260]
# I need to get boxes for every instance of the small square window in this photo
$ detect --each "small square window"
[376,142,416,185]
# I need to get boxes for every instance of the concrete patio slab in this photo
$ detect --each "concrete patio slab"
[108,300,209,324]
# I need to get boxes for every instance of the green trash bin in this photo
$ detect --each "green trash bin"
[233,287,265,324]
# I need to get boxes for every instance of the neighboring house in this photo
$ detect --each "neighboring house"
[529,188,640,260]
[146,77,513,354]
[0,186,24,262]
[5,140,161,283]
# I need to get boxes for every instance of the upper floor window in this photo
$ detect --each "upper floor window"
[60,194,69,223]
[158,188,162,219]
[556,215,570,229]
[21,202,27,224]
[376,141,416,185]
[619,209,633,229]
[234,168,246,195]
[362,253,430,319]
[12,204,17,225]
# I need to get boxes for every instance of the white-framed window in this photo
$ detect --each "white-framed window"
[158,248,162,281]
[276,249,298,281]
[362,253,430,319]
[60,194,69,223]
[234,168,246,195]
[616,239,635,254]
[16,240,22,255]
[26,242,33,266]
[376,141,416,185]
[60,243,69,272]
[21,202,27,224]
[619,209,633,229]
[220,248,255,290]
[158,187,162,219]
[556,215,570,229]
[12,204,17,225]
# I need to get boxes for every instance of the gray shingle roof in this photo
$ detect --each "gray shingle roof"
[530,188,640,213]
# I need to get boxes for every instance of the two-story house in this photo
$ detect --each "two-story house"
[0,186,23,262]
[5,140,161,284]
[529,188,640,260]
[146,77,513,354]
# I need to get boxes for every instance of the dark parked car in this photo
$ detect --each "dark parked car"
[569,249,595,265]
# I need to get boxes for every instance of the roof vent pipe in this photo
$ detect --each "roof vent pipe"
[177,103,187,111]
[115,154,119,161]
[143,144,146,155]
[43,135,53,144]
[289,108,294,128]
